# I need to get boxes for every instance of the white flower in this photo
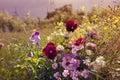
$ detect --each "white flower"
[95,56,105,63]
[56,45,64,51]
[91,56,106,70]
[86,50,93,56]
[84,58,91,66]
[47,36,52,41]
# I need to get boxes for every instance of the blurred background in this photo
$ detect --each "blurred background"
[0,0,119,18]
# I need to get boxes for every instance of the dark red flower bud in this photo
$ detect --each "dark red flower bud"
[66,20,77,32]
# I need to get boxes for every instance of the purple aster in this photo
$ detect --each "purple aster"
[26,52,34,57]
[53,72,61,79]
[69,58,80,70]
[81,69,89,78]
[29,31,40,41]
[70,70,80,78]
[68,42,74,48]
[52,63,58,69]
[29,31,40,48]
[61,53,80,70]
[72,45,84,54]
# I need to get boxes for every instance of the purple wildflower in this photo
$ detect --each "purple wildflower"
[26,52,34,57]
[53,72,61,79]
[72,45,84,54]
[84,31,98,40]
[29,31,40,48]
[70,70,80,78]
[69,58,80,69]
[52,63,58,69]
[61,53,80,70]
[81,69,89,78]
[61,53,75,70]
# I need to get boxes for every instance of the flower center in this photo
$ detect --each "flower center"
[71,26,74,29]
[50,50,53,53]
[66,62,70,66]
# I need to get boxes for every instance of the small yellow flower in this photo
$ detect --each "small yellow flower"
[57,22,63,27]
[94,15,97,18]
[113,25,117,29]
[83,23,86,26]
[114,19,119,24]
[87,26,92,31]
[107,18,111,21]
[104,27,109,31]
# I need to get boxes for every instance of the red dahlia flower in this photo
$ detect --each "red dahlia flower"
[66,20,77,32]
[42,42,57,60]
[74,38,84,46]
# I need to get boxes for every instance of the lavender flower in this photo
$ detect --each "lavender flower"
[53,72,61,79]
[26,52,34,57]
[69,58,80,70]
[70,70,80,79]
[29,31,40,48]
[72,45,84,54]
[61,53,75,70]
[84,31,98,40]
[52,63,58,69]
[81,69,89,78]
[61,53,80,70]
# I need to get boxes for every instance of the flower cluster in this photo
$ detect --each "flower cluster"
[29,20,106,80]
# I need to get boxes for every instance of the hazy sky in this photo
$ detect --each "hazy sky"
[0,0,119,18]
